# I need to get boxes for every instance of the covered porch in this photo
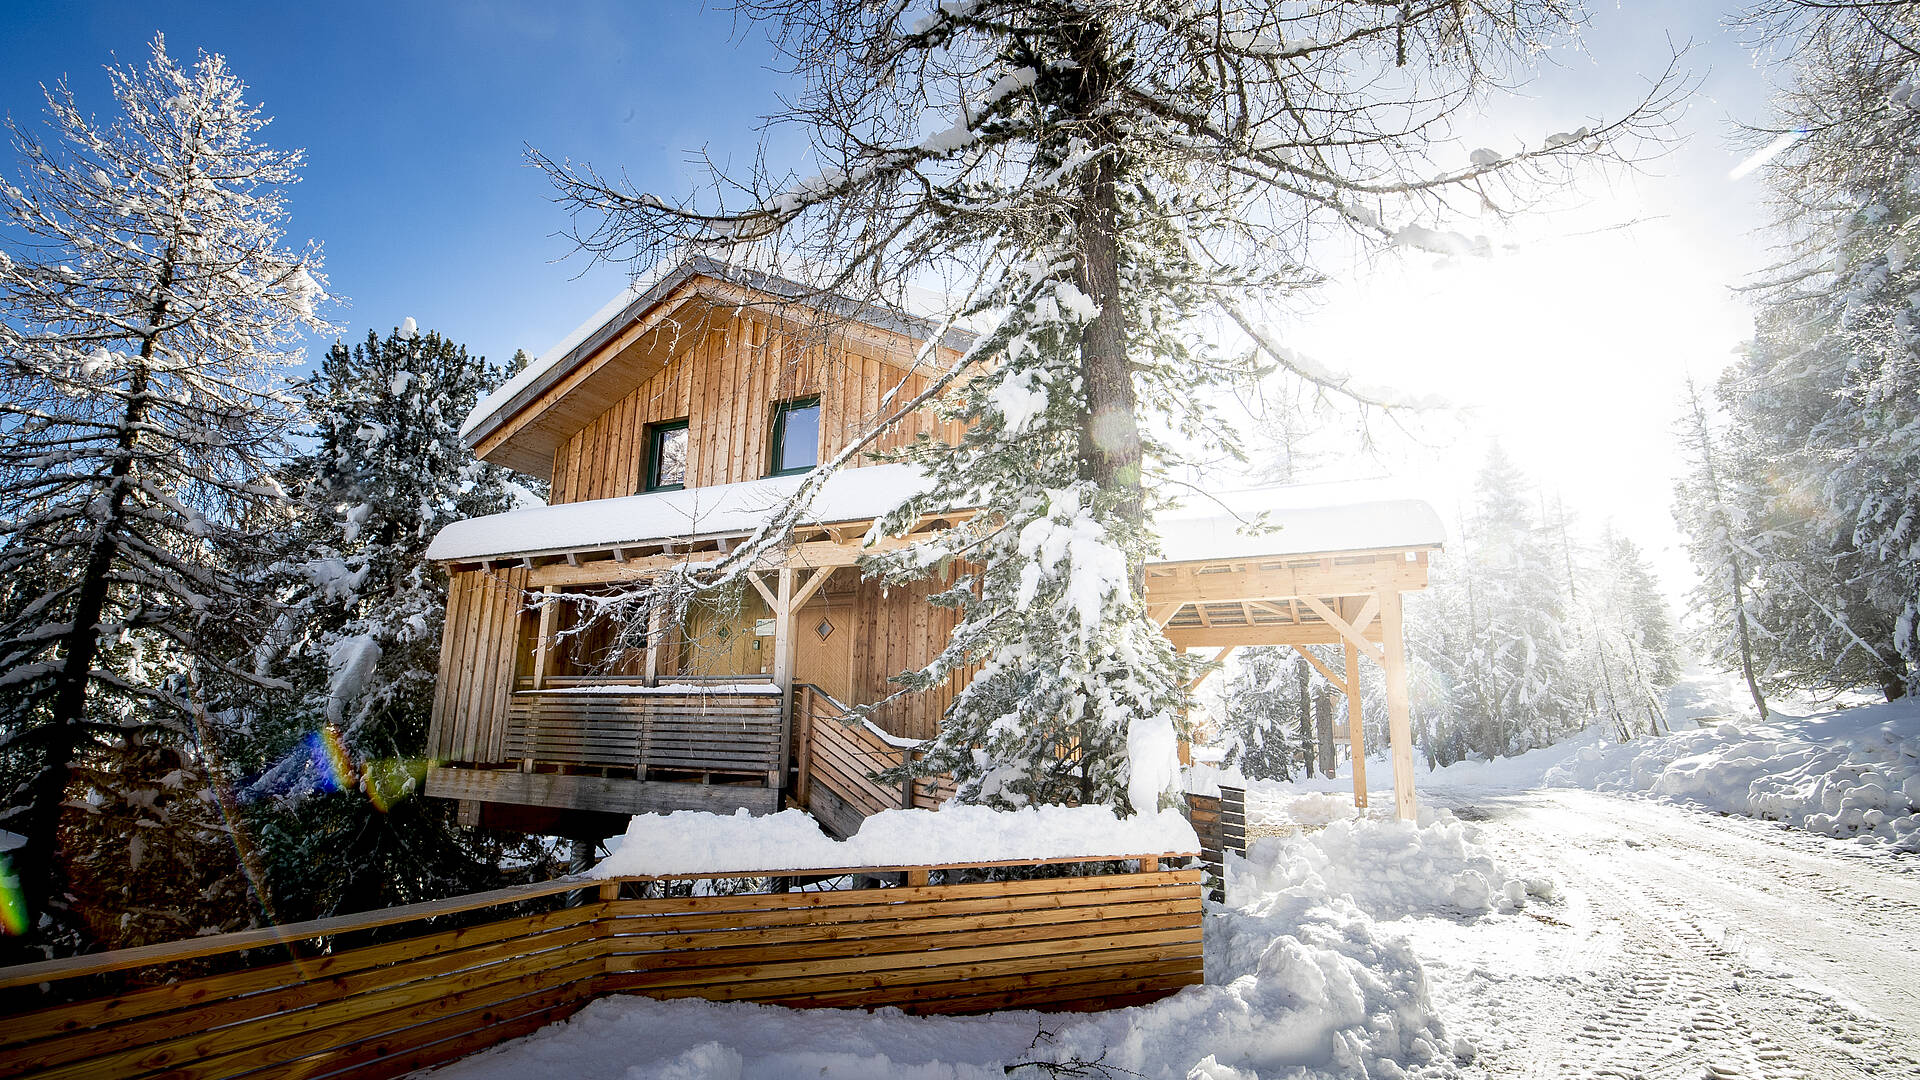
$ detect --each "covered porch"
[422,468,1442,831]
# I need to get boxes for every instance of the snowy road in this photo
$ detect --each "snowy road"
[1411,789,1920,1080]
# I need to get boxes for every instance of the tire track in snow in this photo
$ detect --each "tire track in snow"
[1423,790,1919,1080]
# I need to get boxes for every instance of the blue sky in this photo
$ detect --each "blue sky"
[0,1,797,370]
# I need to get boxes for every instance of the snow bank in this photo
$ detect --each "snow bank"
[1541,698,1920,852]
[590,804,1198,877]
[1230,811,1532,918]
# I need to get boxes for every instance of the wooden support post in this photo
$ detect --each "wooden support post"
[774,568,795,793]
[1378,588,1417,821]
[793,684,813,805]
[530,588,556,691]
[526,588,556,773]
[1343,639,1369,809]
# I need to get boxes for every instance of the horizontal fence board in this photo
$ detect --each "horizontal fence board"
[2,900,595,1049]
[0,921,604,1078]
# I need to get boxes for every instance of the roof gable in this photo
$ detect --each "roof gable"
[464,257,977,478]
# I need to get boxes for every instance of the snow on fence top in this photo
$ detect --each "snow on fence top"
[590,804,1200,877]
[427,464,1443,565]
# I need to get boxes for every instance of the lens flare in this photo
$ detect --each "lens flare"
[0,855,27,936]
[312,725,356,793]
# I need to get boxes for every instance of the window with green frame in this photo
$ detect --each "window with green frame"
[768,396,821,476]
[643,419,689,492]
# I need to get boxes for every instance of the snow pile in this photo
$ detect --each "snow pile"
[1541,698,1920,852]
[1265,791,1360,827]
[1230,812,1532,918]
[591,804,1198,877]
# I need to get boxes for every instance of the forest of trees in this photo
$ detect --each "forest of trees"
[1675,3,1919,712]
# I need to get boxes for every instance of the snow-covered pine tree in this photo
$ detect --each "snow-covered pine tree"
[1709,2,1919,699]
[1218,646,1303,782]
[233,325,554,919]
[533,1,1679,812]
[1450,447,1583,755]
[0,36,326,949]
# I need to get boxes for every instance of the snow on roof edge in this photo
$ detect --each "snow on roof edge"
[426,466,1444,565]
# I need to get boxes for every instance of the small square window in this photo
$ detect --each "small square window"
[768,397,821,476]
[645,420,688,492]
[815,617,834,641]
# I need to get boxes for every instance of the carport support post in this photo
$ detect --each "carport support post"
[1378,587,1418,821]
[1343,639,1368,809]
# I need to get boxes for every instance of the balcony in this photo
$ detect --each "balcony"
[424,677,787,818]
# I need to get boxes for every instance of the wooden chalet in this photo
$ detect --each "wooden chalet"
[422,257,1443,839]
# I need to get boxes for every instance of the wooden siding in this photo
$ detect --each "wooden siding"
[429,566,529,765]
[546,309,962,505]
[851,572,965,740]
[0,858,1201,1080]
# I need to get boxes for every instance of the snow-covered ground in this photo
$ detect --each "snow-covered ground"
[431,671,1920,1079]
[1260,668,1920,853]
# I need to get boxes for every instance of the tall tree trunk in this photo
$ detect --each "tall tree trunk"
[1727,553,1769,722]
[1066,15,1143,539]
[1296,661,1315,778]
[1314,684,1335,777]
[19,239,173,944]
[22,363,149,946]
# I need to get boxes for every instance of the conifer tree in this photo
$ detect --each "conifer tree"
[0,36,326,948]
[533,1,1678,811]
[234,326,552,919]
[1713,0,1919,700]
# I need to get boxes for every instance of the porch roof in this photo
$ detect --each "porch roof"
[424,464,1444,567]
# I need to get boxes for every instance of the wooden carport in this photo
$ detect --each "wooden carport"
[1144,487,1443,821]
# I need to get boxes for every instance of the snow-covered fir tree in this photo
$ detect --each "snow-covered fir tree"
[232,325,553,919]
[532,1,1679,812]
[0,36,326,950]
[1416,449,1590,759]
[1707,1,1920,699]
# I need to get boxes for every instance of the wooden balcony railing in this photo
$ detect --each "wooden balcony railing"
[796,685,955,835]
[506,685,784,785]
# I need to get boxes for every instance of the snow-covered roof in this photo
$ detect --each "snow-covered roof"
[461,255,979,447]
[424,463,932,562]
[1154,477,1446,564]
[426,466,1443,565]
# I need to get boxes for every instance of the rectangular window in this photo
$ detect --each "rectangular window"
[768,397,821,476]
[644,419,689,492]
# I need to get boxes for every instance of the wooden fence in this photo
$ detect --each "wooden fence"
[0,855,1201,1080]
[797,685,955,836]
